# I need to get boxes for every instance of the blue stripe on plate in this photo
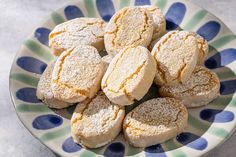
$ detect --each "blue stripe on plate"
[64,5,84,20]
[197,21,221,41]
[34,27,51,46]
[96,0,115,22]
[17,56,47,74]
[165,2,186,30]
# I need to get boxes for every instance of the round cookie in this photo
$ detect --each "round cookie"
[102,46,156,106]
[36,60,72,109]
[123,98,188,147]
[159,66,220,108]
[141,5,166,41]
[151,30,199,86]
[104,6,154,56]
[190,32,209,65]
[49,18,106,56]
[71,92,125,148]
[51,45,105,103]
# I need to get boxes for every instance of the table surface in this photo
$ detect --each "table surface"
[1,0,236,156]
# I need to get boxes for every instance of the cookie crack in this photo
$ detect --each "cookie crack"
[128,10,151,46]
[153,32,176,83]
[123,89,134,102]
[105,60,146,102]
[173,109,182,131]
[49,30,67,47]
[105,8,129,50]
[155,33,196,83]
[106,8,150,48]
[68,21,103,37]
[172,61,187,83]
[154,31,177,56]
[102,46,131,88]
[71,100,92,126]
[180,70,218,94]
[105,8,129,35]
[54,48,89,97]
[91,31,104,39]
[49,30,66,40]
[111,9,129,47]
[118,60,146,90]
[156,60,167,84]
[174,34,199,83]
[125,125,147,133]
[197,38,208,59]
[101,107,122,127]
[52,21,104,45]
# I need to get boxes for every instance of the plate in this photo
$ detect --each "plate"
[9,0,236,156]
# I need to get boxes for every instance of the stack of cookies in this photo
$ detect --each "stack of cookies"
[36,5,220,148]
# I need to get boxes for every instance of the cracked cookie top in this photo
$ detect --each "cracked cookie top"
[140,5,166,41]
[123,98,188,137]
[104,7,154,56]
[71,92,125,136]
[151,30,199,86]
[159,66,220,107]
[190,32,209,65]
[49,18,106,56]
[36,60,71,109]
[71,91,125,148]
[101,46,156,106]
[51,45,105,103]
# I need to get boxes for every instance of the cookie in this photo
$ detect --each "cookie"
[104,6,154,56]
[51,45,105,103]
[190,32,209,65]
[71,92,125,148]
[36,60,72,109]
[123,98,188,147]
[141,5,166,41]
[151,30,199,86]
[148,37,160,51]
[159,66,220,108]
[102,46,156,106]
[49,18,106,56]
[101,55,113,70]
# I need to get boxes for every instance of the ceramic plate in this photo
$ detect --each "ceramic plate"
[9,0,236,156]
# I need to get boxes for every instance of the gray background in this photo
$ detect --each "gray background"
[0,0,235,156]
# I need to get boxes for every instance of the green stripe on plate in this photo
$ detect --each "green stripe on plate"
[210,35,236,49]
[84,0,96,17]
[188,114,210,130]
[209,35,236,53]
[228,97,236,107]
[183,10,207,30]
[16,103,50,112]
[188,114,229,138]
[80,148,101,157]
[51,12,66,25]
[126,144,142,157]
[40,126,70,142]
[208,127,229,139]
[208,45,217,54]
[119,0,130,9]
[156,0,168,11]
[10,73,39,87]
[24,39,54,62]
[164,140,186,157]
[209,96,236,107]
[215,68,236,80]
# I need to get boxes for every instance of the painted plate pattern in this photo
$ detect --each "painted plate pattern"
[9,0,236,156]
